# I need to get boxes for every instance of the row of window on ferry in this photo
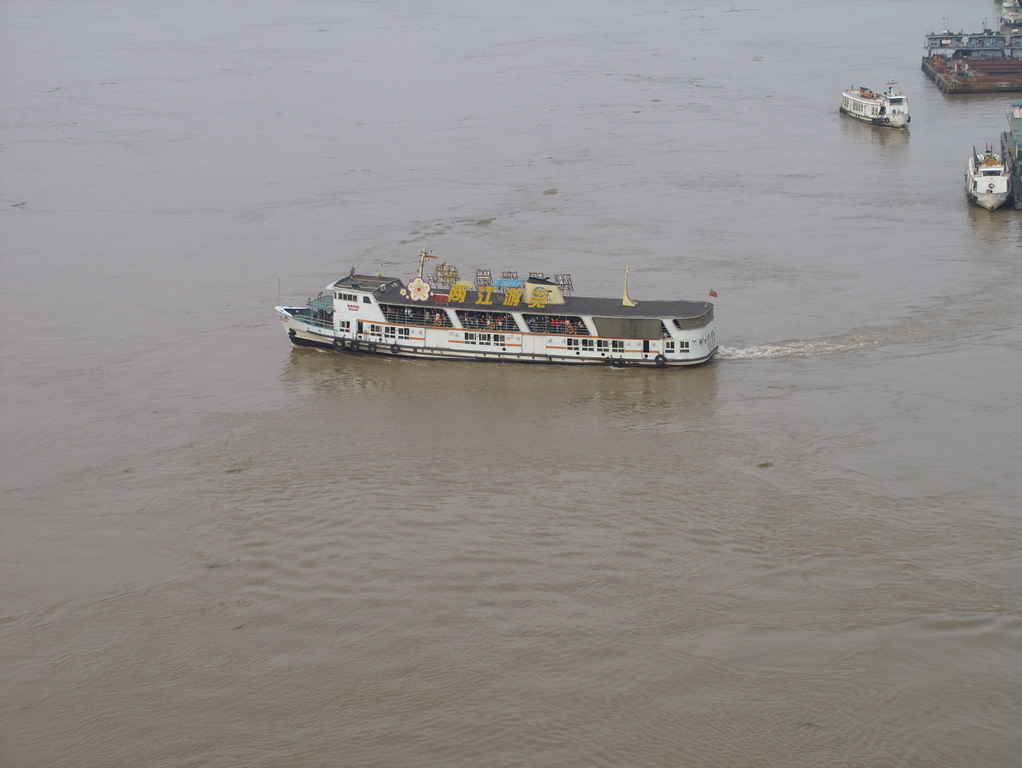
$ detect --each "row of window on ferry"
[381,305,590,334]
[843,98,877,115]
[347,320,696,354]
[334,319,695,352]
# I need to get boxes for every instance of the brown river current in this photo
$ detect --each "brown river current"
[2,1,1021,766]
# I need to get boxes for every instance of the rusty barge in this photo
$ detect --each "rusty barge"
[921,28,1022,93]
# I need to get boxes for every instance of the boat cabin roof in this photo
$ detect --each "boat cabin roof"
[332,272,711,320]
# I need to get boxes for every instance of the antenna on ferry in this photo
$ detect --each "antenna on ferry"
[622,266,637,307]
[417,247,436,278]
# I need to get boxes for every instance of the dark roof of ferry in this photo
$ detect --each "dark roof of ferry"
[333,272,712,319]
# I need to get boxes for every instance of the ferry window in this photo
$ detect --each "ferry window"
[464,332,498,346]
[581,339,594,351]
[339,320,351,332]
[398,327,410,340]
[679,341,690,352]
[456,310,515,331]
[596,340,609,353]
[522,314,587,335]
[665,341,675,353]
[566,337,580,351]
[611,340,624,352]
[398,306,430,326]
[362,296,371,304]
[337,292,357,302]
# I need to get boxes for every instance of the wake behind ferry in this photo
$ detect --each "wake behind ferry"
[276,250,718,368]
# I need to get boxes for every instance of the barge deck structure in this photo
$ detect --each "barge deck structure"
[922,28,1022,93]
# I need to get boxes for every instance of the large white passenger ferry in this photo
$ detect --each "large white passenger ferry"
[276,250,718,368]
[839,82,910,128]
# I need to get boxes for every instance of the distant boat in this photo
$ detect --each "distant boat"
[1001,0,1022,28]
[839,82,910,128]
[965,145,1011,211]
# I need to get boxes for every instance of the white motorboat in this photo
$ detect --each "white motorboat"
[840,82,910,128]
[965,145,1011,211]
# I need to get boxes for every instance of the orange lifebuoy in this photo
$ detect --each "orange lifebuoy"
[566,324,575,334]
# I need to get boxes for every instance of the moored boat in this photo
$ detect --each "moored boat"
[1002,99,1022,208]
[839,82,910,128]
[276,250,718,368]
[1002,0,1022,27]
[965,145,1012,210]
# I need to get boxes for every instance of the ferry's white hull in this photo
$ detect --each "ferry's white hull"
[278,311,718,368]
[839,106,909,129]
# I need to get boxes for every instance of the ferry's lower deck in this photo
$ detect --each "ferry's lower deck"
[278,306,717,367]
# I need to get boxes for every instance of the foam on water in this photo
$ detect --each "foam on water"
[718,335,879,359]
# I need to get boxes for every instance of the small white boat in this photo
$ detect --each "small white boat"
[839,82,910,128]
[1001,0,1022,27]
[965,145,1011,211]
[276,249,719,368]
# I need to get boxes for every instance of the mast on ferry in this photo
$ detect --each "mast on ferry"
[417,248,437,278]
[622,266,637,307]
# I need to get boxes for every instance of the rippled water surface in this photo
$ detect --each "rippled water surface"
[2,1,1021,766]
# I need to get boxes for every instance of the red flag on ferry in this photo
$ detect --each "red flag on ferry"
[708,289,718,297]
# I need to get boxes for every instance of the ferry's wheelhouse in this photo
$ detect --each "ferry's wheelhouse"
[277,259,718,368]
